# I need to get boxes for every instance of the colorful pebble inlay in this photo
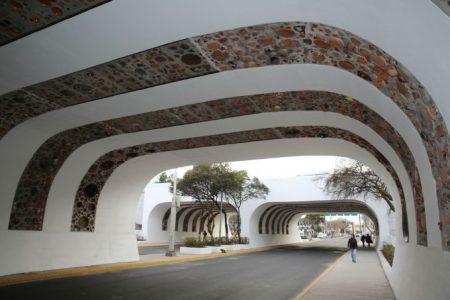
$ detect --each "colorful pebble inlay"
[0,0,110,45]
[2,22,449,248]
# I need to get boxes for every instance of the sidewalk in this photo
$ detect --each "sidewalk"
[298,248,396,300]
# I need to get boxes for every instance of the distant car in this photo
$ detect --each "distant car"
[317,232,326,238]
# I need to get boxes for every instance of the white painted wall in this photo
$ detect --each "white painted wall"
[0,1,449,299]
[0,138,449,298]
[140,177,393,248]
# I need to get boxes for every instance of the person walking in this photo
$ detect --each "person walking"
[366,234,373,247]
[361,234,366,247]
[348,234,358,263]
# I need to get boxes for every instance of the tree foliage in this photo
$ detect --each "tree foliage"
[227,172,269,241]
[174,164,224,239]
[174,163,269,242]
[320,161,395,211]
[299,214,326,235]
[155,171,172,183]
[328,218,350,233]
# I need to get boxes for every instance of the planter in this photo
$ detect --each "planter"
[220,244,241,251]
[207,246,223,253]
[180,246,212,255]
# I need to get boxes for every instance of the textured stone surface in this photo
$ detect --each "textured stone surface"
[0,0,110,45]
[0,38,217,138]
[2,22,449,248]
[10,91,418,245]
[10,91,412,236]
[71,126,396,233]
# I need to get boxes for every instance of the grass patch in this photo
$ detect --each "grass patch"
[381,243,395,266]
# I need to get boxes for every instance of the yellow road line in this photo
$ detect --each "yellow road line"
[291,250,347,300]
[0,245,275,286]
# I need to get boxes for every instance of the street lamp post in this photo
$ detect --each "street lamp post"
[166,169,178,257]
[358,213,362,234]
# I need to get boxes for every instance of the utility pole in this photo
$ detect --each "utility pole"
[166,169,178,257]
[358,213,362,234]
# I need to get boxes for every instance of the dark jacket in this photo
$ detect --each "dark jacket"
[348,237,358,249]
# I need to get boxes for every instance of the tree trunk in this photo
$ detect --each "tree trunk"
[198,208,204,241]
[223,210,229,242]
[237,209,241,243]
[207,213,215,238]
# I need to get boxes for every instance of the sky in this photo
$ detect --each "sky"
[150,155,363,223]
[151,156,350,182]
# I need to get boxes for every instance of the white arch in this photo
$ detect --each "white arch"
[1,1,449,129]
[41,112,412,237]
[246,198,389,249]
[0,65,438,248]
[0,2,449,298]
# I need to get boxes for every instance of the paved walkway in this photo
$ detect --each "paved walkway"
[299,247,396,300]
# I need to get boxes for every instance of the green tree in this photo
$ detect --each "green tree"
[319,161,395,211]
[174,165,219,239]
[328,218,349,234]
[227,172,269,242]
[155,171,171,183]
[303,215,325,229]
[175,164,269,243]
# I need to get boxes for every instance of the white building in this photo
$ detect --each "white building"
[136,176,394,248]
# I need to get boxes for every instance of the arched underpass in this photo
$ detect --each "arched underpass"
[256,200,378,237]
[141,177,388,248]
[0,1,450,299]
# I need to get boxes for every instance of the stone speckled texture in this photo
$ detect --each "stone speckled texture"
[10,92,415,247]
[0,0,110,45]
[2,22,449,249]
[71,126,394,233]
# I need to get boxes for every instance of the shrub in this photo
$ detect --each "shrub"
[240,237,250,244]
[204,237,221,246]
[381,243,395,266]
[235,236,249,244]
[184,237,206,248]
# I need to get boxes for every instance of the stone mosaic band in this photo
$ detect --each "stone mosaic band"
[10,91,414,243]
[71,126,397,237]
[0,0,111,46]
[258,203,377,236]
[2,22,448,247]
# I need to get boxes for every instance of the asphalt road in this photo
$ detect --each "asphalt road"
[1,240,348,300]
